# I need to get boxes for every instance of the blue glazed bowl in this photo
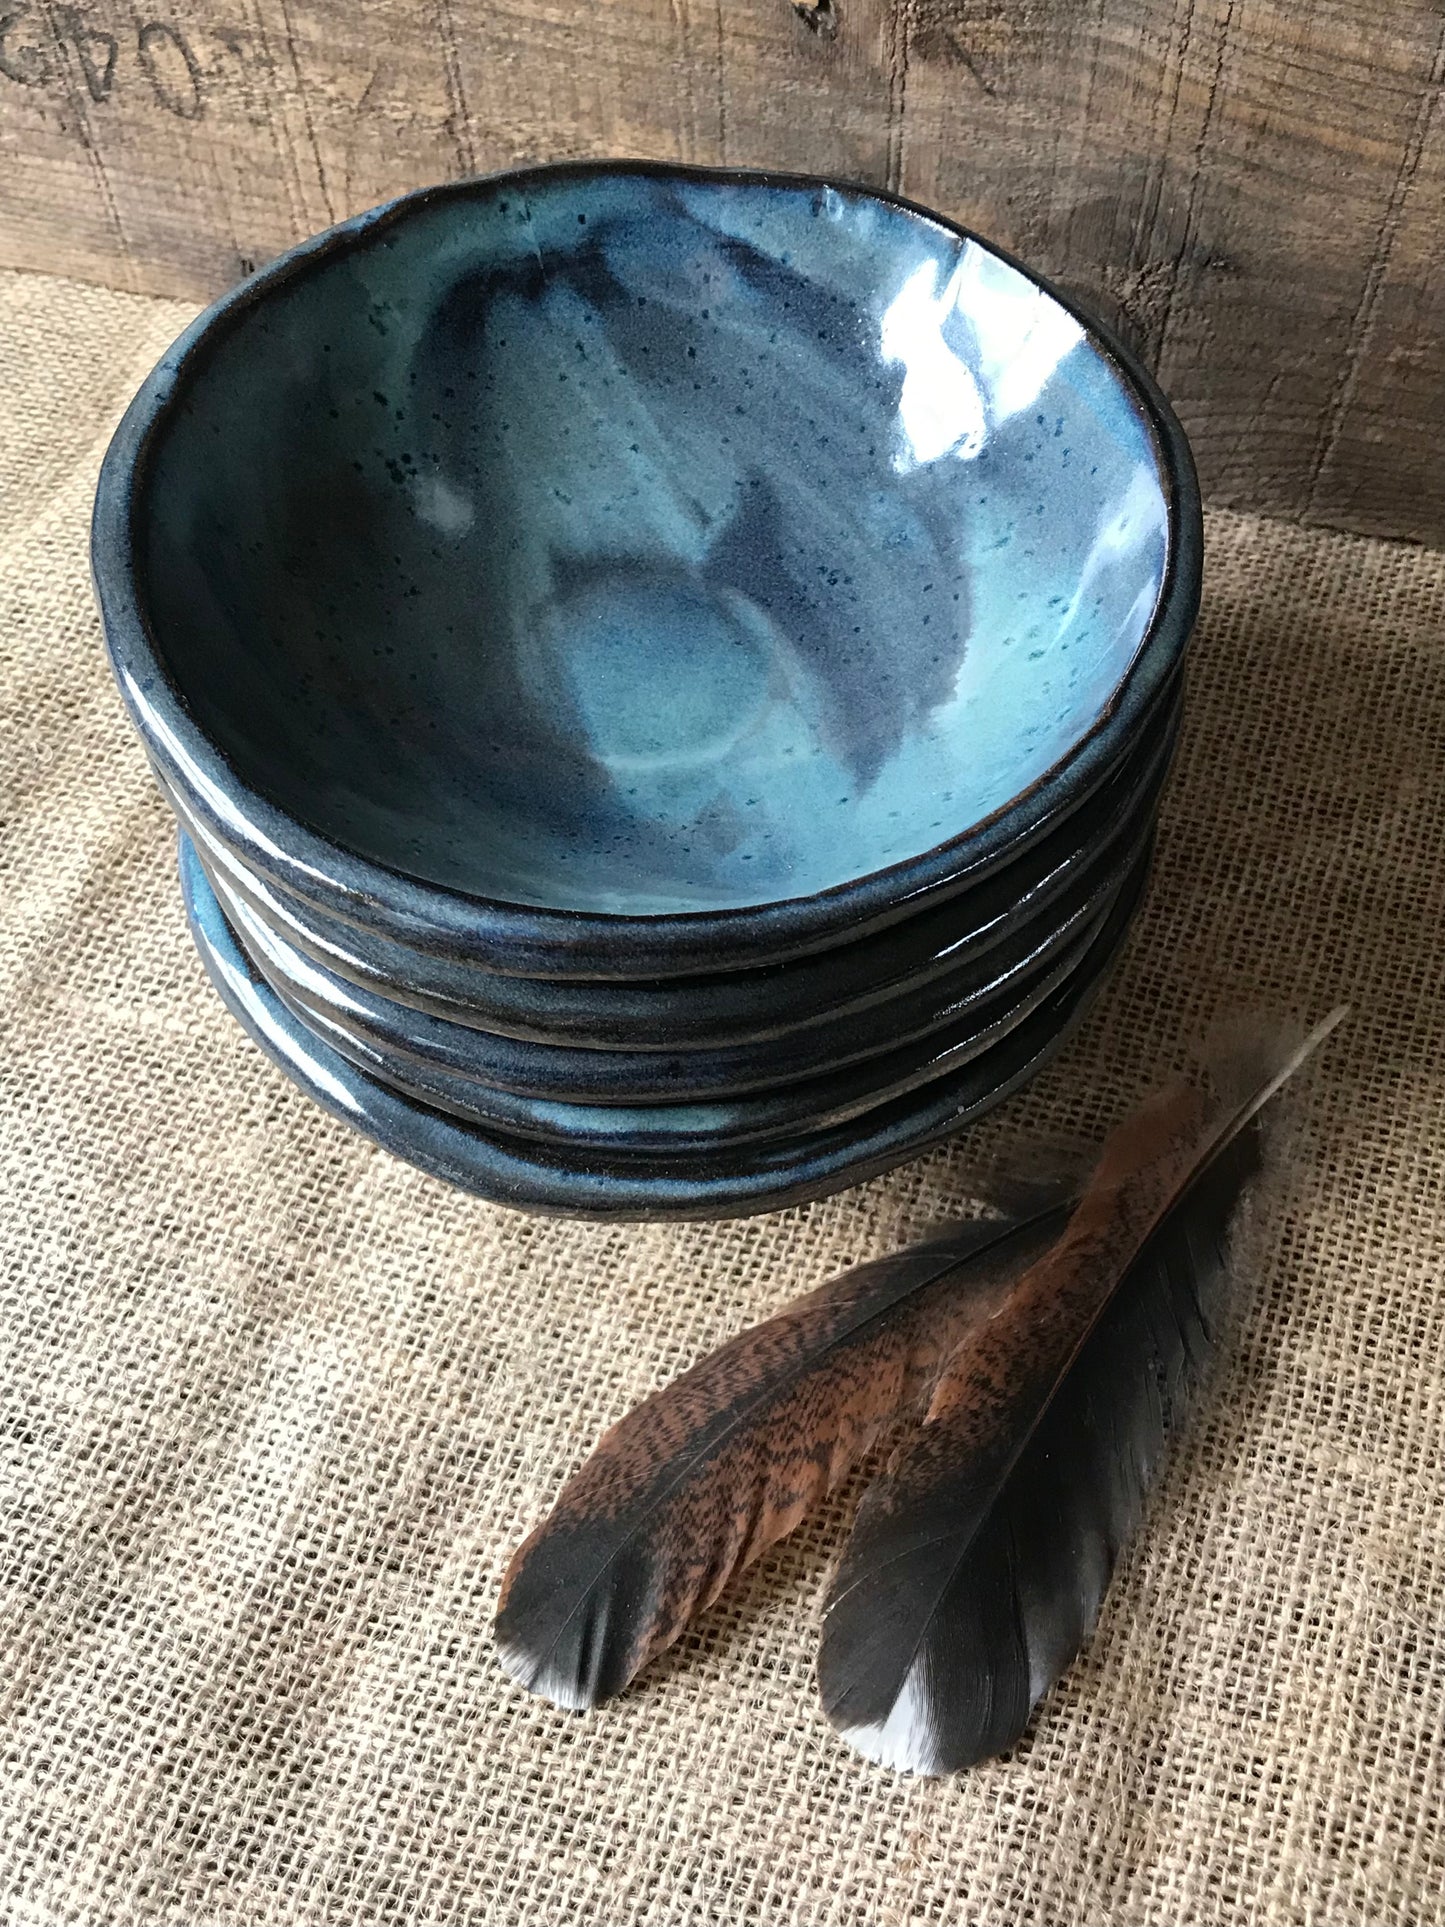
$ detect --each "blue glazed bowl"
[158,675,1179,1048]
[96,162,1200,981]
[193,798,1145,1103]
[217,848,1145,1153]
[178,832,1144,1217]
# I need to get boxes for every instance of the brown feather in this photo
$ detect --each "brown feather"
[494,1201,1072,1709]
[920,1083,1209,1434]
[818,1008,1347,1773]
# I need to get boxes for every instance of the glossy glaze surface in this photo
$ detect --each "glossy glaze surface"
[178,831,1140,1217]
[196,806,1140,1101]
[160,681,1179,1044]
[97,164,1196,976]
[245,877,1133,1151]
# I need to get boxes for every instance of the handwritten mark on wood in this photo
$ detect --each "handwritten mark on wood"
[0,3,204,117]
[136,19,201,118]
[0,2,50,84]
[910,0,1005,96]
[53,4,114,100]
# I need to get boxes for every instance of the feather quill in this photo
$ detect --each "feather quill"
[817,1008,1346,1774]
[495,1198,1075,1709]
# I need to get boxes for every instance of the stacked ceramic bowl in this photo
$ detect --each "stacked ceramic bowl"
[93,163,1201,1220]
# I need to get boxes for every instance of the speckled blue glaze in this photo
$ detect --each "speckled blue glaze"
[97,163,1200,979]
[140,176,1166,913]
[161,678,1178,1047]
[177,830,1143,1217]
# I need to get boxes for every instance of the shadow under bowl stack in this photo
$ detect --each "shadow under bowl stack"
[92,162,1202,1221]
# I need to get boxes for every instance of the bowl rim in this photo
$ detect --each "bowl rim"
[94,158,1202,979]
[157,663,1181,1024]
[176,825,1138,1220]
[198,801,1141,1101]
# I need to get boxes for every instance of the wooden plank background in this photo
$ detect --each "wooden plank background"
[2,0,1442,542]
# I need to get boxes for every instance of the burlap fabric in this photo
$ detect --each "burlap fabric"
[1,262,1441,1927]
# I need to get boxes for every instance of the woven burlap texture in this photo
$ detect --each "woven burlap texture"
[1,264,1442,1927]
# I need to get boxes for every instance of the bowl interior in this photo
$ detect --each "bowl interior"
[137,170,1169,917]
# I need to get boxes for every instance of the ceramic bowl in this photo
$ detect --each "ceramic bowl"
[194,798,1144,1103]
[158,675,1179,1048]
[197,829,1136,1121]
[179,832,1143,1217]
[96,162,1200,981]
[205,857,1119,1151]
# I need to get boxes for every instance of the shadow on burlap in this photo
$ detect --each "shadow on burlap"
[0,266,1441,1926]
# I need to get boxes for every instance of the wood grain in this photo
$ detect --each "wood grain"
[1,0,1441,539]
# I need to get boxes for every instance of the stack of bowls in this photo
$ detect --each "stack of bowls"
[93,163,1201,1221]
